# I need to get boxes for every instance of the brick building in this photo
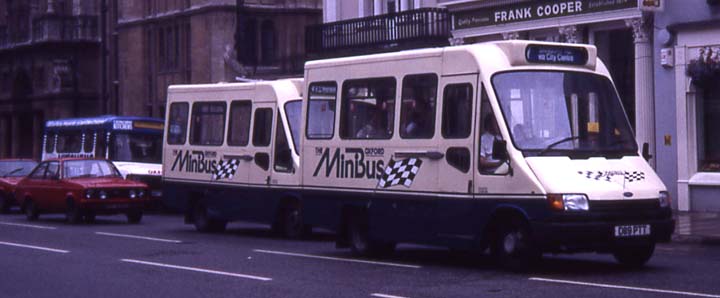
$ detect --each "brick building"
[0,0,101,158]
[115,0,322,119]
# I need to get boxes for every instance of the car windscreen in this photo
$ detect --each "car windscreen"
[492,70,637,158]
[0,161,38,177]
[110,133,163,164]
[63,160,121,179]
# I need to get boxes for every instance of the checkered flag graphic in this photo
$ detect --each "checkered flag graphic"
[378,158,423,188]
[578,171,612,182]
[213,159,240,180]
[624,171,645,182]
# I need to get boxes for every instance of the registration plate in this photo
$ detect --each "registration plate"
[104,204,129,210]
[614,224,651,238]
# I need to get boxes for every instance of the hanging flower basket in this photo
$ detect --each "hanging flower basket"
[687,47,720,89]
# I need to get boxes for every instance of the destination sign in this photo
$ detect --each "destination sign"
[525,45,588,65]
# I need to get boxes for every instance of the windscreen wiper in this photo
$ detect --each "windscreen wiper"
[537,136,580,156]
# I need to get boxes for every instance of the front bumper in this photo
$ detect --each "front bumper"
[79,199,148,214]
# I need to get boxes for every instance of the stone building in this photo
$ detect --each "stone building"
[0,0,101,158]
[115,0,322,119]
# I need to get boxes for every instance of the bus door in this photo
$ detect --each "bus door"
[248,102,275,186]
[474,83,514,195]
[225,100,254,184]
[433,74,479,243]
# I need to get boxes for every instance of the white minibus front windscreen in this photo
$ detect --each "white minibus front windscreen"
[492,71,637,158]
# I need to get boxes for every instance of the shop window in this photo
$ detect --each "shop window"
[400,74,437,139]
[189,102,226,146]
[442,84,473,139]
[167,102,189,145]
[252,108,273,147]
[306,82,337,139]
[698,77,720,172]
[340,77,396,139]
[227,100,252,146]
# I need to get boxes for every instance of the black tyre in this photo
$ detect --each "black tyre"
[24,199,39,221]
[193,202,226,233]
[126,211,143,224]
[348,213,395,257]
[280,206,311,239]
[492,217,541,271]
[613,242,655,268]
[0,193,11,214]
[65,200,82,224]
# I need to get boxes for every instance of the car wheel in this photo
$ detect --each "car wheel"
[348,212,395,257]
[24,199,39,221]
[281,206,311,239]
[613,242,655,268]
[126,211,143,224]
[193,201,226,233]
[65,200,82,224]
[492,217,541,272]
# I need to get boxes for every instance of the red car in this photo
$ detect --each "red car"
[0,159,38,213]
[15,158,149,224]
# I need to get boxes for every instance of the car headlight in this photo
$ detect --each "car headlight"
[659,191,671,208]
[99,190,108,200]
[548,194,590,211]
[129,189,137,199]
[138,189,146,198]
[85,189,94,199]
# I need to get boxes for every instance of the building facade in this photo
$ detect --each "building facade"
[654,0,720,211]
[116,0,322,119]
[0,0,101,158]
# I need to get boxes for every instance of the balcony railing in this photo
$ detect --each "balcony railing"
[306,8,450,59]
[0,14,99,50]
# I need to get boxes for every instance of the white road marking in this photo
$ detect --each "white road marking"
[253,249,421,269]
[530,277,720,298]
[0,241,69,254]
[95,232,182,243]
[0,222,57,230]
[120,259,272,281]
[371,293,410,298]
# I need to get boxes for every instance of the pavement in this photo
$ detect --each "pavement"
[673,211,720,245]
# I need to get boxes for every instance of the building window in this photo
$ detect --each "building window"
[340,77,396,139]
[189,102,226,146]
[260,20,276,66]
[698,77,720,172]
[157,25,181,72]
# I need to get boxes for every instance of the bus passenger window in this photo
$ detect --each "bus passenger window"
[83,133,95,154]
[400,74,437,139]
[442,84,473,139]
[252,108,273,147]
[273,112,293,173]
[307,82,337,139]
[57,132,82,153]
[45,134,55,153]
[167,102,189,145]
[228,101,252,146]
[341,77,396,139]
[189,102,226,146]
[479,88,509,175]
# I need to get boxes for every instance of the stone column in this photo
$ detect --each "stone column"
[374,0,383,15]
[502,31,520,40]
[626,17,656,167]
[47,0,55,13]
[73,0,82,15]
[559,25,578,43]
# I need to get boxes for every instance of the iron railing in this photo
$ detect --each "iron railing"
[306,8,450,59]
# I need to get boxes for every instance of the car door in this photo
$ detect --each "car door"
[22,162,48,209]
[43,161,65,212]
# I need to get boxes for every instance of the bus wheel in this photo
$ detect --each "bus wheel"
[281,206,311,239]
[348,213,395,257]
[613,242,655,268]
[24,199,39,221]
[65,199,82,224]
[492,217,540,271]
[193,201,226,233]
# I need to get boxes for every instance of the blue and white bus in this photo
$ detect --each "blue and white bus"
[43,115,164,198]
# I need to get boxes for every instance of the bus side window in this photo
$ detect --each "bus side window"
[167,102,189,145]
[442,84,473,139]
[227,100,252,146]
[57,132,82,153]
[273,112,293,173]
[97,131,108,159]
[400,73,437,139]
[45,134,56,153]
[189,102,226,146]
[253,108,273,171]
[478,87,509,175]
[306,82,337,139]
[341,77,396,139]
[83,132,95,154]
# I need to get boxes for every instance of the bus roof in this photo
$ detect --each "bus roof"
[167,79,303,106]
[45,115,163,131]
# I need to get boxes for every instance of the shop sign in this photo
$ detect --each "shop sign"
[454,0,637,30]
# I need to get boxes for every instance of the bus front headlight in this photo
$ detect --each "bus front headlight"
[548,194,589,211]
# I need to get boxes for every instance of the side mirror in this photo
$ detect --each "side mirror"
[642,142,653,161]
[492,139,508,161]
